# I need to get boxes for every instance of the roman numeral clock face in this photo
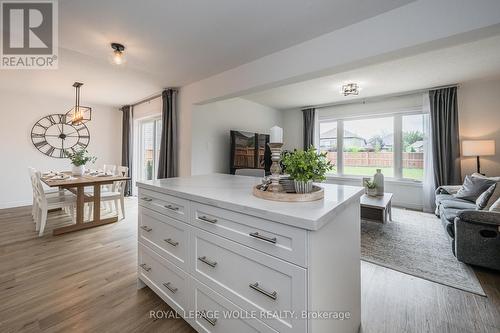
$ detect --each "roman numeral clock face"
[31,114,90,158]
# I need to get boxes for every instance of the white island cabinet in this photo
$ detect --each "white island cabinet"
[136,174,364,333]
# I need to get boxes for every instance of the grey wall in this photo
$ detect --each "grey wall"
[191,98,282,175]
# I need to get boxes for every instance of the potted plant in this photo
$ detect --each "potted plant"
[364,179,377,197]
[281,147,333,193]
[65,149,97,176]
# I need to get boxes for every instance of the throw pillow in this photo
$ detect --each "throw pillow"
[476,184,497,210]
[489,197,500,213]
[455,175,496,202]
[472,173,500,210]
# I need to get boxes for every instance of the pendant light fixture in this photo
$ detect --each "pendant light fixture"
[66,82,92,125]
[111,42,126,65]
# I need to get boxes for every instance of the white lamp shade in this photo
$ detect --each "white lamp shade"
[462,140,495,157]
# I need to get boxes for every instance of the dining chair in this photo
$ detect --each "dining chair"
[235,168,265,177]
[32,171,76,236]
[83,164,116,211]
[87,166,128,220]
[28,168,70,220]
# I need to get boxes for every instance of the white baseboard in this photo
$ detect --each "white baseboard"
[0,200,32,209]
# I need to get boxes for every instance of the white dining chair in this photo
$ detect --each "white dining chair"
[28,168,70,220]
[32,171,76,236]
[87,166,128,220]
[235,168,265,177]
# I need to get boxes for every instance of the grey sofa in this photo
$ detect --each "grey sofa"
[435,185,500,270]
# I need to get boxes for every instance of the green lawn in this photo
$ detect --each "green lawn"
[332,166,423,181]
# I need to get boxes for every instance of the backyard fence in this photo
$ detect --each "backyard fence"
[326,152,423,169]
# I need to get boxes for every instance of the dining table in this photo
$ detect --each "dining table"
[41,172,130,235]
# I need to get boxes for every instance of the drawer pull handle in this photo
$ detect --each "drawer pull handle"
[198,215,217,224]
[139,263,151,272]
[164,238,179,247]
[249,282,277,300]
[165,204,179,211]
[249,232,277,244]
[141,197,153,202]
[198,256,217,268]
[163,282,178,294]
[140,226,152,232]
[200,310,217,326]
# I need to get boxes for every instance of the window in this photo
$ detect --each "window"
[139,117,162,181]
[402,114,425,181]
[319,121,337,174]
[319,112,426,181]
[343,117,394,177]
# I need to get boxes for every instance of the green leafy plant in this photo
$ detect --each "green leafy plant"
[65,149,97,166]
[364,179,377,189]
[282,147,333,182]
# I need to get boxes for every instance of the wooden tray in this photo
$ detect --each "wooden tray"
[252,184,324,202]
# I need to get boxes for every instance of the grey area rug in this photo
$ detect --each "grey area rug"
[361,208,486,296]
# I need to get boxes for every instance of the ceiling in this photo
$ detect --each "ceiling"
[0,0,415,106]
[243,34,500,110]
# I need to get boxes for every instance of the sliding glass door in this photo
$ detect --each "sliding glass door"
[138,117,162,181]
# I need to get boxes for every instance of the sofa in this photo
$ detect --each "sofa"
[435,174,500,270]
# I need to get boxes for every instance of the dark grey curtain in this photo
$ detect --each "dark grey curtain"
[157,88,178,179]
[302,108,315,149]
[429,87,461,187]
[121,105,133,196]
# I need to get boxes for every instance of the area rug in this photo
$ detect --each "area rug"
[361,208,486,296]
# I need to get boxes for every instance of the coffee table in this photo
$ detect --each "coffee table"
[360,193,393,223]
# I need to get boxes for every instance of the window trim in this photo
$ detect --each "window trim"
[318,109,426,182]
[138,116,162,181]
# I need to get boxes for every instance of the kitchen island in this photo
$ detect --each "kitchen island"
[136,173,364,333]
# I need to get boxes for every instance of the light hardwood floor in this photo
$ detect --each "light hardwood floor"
[0,198,498,333]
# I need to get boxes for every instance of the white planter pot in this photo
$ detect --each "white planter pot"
[294,180,313,194]
[366,187,377,197]
[72,165,85,176]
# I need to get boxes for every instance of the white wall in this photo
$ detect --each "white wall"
[191,98,282,175]
[0,90,122,208]
[458,78,500,177]
[178,0,500,176]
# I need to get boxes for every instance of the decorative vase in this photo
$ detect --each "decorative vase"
[373,169,384,196]
[294,180,313,194]
[367,187,377,197]
[72,165,85,176]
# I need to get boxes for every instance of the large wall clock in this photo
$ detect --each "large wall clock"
[31,114,91,158]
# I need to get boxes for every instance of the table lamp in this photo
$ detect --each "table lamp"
[462,140,495,174]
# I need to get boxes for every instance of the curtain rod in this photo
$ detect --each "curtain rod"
[130,92,162,107]
[304,83,459,110]
[126,87,180,108]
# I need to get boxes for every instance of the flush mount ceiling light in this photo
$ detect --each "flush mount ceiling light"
[66,82,92,125]
[341,83,360,96]
[111,42,126,65]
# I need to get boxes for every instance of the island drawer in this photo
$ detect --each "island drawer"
[191,277,278,333]
[139,207,189,271]
[190,227,307,333]
[139,188,188,222]
[138,243,189,316]
[190,202,307,267]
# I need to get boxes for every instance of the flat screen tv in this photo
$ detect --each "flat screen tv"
[230,130,271,174]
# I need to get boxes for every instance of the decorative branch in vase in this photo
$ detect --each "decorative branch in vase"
[282,147,334,193]
[65,149,97,176]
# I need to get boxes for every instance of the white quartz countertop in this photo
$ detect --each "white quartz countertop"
[137,174,364,230]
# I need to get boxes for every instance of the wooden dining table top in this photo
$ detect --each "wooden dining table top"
[41,172,130,188]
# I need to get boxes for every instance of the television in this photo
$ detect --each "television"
[230,130,271,174]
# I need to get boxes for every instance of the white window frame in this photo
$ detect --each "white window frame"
[318,107,426,183]
[137,115,162,182]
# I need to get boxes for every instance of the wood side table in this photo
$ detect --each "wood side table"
[360,193,393,223]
